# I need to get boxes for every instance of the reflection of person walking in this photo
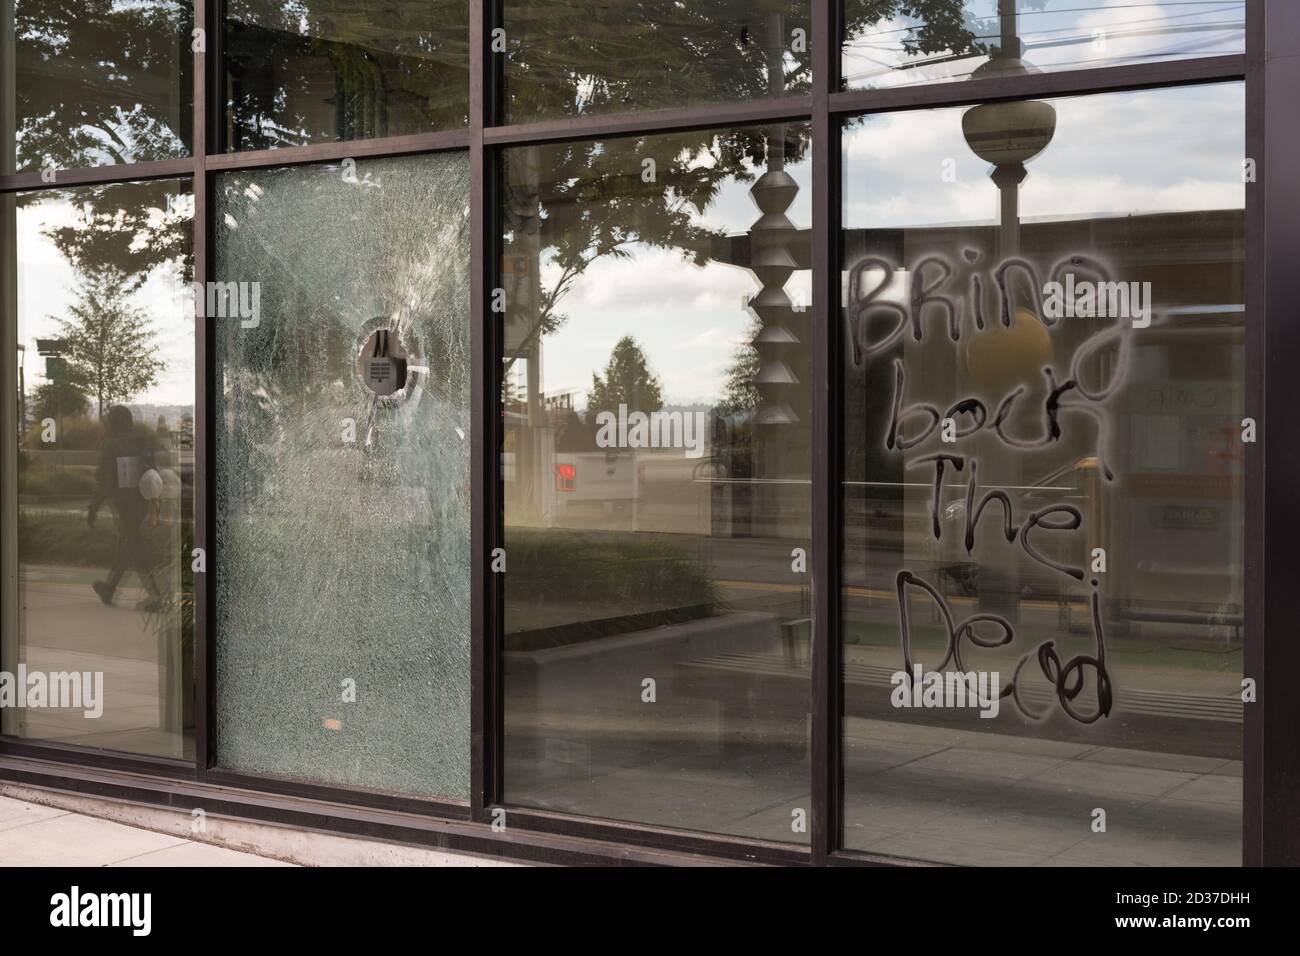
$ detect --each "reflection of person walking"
[88,405,162,610]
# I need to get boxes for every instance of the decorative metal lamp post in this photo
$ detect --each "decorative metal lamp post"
[961,0,1057,259]
[960,0,1057,625]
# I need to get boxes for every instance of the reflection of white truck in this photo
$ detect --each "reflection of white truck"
[551,449,639,518]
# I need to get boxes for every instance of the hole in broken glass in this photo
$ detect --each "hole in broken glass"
[356,321,421,404]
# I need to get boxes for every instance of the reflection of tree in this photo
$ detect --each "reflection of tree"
[224,0,469,150]
[842,1,1055,76]
[30,379,90,422]
[505,1,809,118]
[717,316,762,417]
[10,0,189,170]
[586,336,662,421]
[844,0,984,59]
[25,181,191,302]
[508,1,986,360]
[56,269,165,418]
[505,127,786,375]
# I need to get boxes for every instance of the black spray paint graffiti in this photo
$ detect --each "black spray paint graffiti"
[850,250,1141,723]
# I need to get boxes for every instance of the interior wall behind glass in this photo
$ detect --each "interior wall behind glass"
[214,152,471,798]
[840,82,1245,865]
[1,0,193,174]
[2,178,195,759]
[502,1,810,122]
[223,1,469,151]
[501,124,813,843]
[842,0,1244,91]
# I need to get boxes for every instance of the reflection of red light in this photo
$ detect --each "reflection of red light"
[555,463,576,492]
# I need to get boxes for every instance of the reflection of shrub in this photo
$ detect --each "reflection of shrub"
[18,467,96,497]
[16,511,116,566]
[20,416,163,452]
[507,529,716,606]
[16,509,180,570]
[20,415,102,451]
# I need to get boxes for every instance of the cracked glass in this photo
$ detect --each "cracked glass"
[213,152,471,797]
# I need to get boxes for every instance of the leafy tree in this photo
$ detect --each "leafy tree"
[55,268,165,418]
[504,1,989,121]
[10,0,190,171]
[29,379,90,423]
[504,2,986,359]
[224,0,469,150]
[587,336,662,419]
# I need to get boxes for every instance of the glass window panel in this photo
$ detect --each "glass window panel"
[502,124,813,843]
[2,178,195,759]
[213,152,471,798]
[1,1,192,174]
[502,1,810,123]
[223,1,469,152]
[840,82,1245,865]
[842,0,1244,91]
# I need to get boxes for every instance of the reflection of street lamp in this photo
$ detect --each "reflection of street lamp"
[958,1,1057,627]
[35,337,69,448]
[961,0,1056,257]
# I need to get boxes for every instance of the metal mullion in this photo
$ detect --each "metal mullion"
[201,767,474,819]
[0,738,194,777]
[493,805,811,866]
[483,95,815,146]
[810,0,842,868]
[1242,0,1264,870]
[829,53,1246,117]
[203,129,473,173]
[0,158,195,194]
[1258,0,1300,866]
[469,0,499,823]
[193,0,213,777]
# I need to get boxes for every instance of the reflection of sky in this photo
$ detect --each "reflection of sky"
[15,194,195,409]
[843,82,1244,229]
[844,0,1245,88]
[534,151,813,410]
[533,83,1240,409]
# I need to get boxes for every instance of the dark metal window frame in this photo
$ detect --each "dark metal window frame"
[0,0,1291,867]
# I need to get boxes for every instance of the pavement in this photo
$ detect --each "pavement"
[0,795,294,867]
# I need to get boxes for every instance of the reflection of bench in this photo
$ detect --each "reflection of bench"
[673,652,1242,760]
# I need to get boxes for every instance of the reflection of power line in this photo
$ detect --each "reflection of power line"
[854,0,1242,40]
[851,17,1241,55]
[845,2,1242,78]
[844,19,1240,82]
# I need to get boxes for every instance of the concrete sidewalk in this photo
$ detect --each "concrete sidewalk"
[0,795,295,867]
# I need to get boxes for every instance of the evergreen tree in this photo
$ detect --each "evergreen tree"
[587,336,663,419]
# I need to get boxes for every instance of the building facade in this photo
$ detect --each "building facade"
[1,0,1296,866]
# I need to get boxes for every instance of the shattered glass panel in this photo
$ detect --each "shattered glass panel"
[213,152,471,798]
